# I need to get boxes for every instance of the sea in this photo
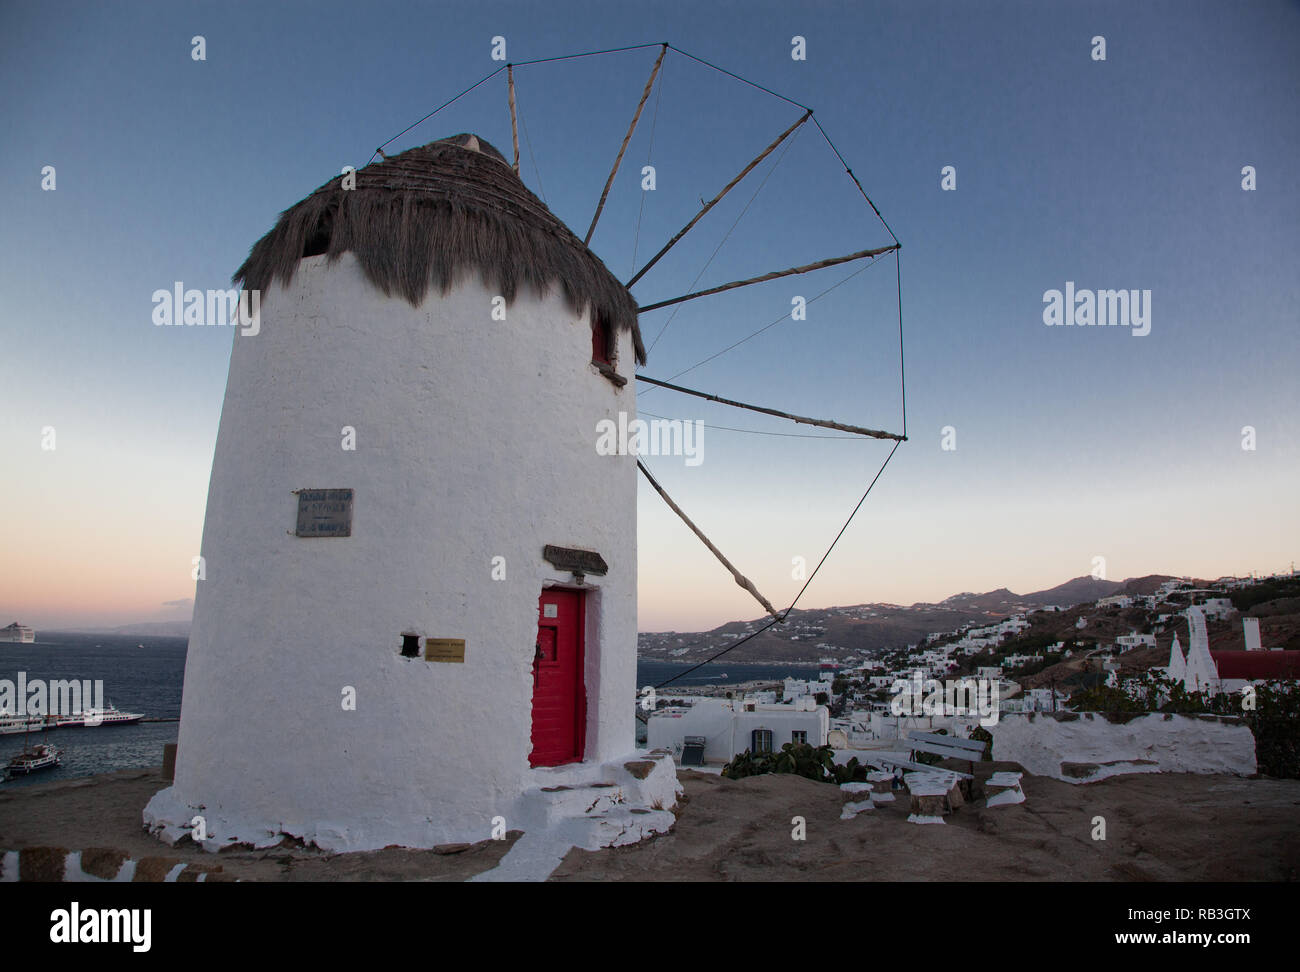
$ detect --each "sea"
[0,634,819,787]
[0,632,186,789]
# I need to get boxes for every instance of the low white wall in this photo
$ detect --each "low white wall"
[992,712,1256,782]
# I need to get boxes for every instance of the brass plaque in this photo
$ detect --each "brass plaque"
[294,488,353,537]
[425,638,466,663]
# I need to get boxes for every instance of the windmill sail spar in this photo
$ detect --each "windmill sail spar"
[507,65,519,173]
[585,43,669,245]
[637,460,782,621]
[635,375,905,441]
[637,243,899,313]
[624,108,813,288]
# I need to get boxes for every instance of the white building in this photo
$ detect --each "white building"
[145,134,675,853]
[1115,631,1157,652]
[647,697,829,765]
[1197,598,1235,621]
[783,677,824,701]
[1243,617,1263,652]
[1180,607,1221,695]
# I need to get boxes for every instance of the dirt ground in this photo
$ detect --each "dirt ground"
[2,764,1297,881]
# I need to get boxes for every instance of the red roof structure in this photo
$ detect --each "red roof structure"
[1210,651,1300,680]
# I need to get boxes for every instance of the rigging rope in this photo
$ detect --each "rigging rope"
[518,95,546,205]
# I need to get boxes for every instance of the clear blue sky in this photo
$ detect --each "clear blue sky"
[2,0,1297,631]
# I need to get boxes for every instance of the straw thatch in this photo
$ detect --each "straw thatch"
[234,134,645,364]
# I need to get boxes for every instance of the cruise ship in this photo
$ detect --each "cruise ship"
[56,703,144,728]
[0,622,35,644]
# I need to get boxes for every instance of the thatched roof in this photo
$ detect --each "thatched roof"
[234,134,645,364]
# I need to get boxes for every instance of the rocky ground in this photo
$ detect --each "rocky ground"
[2,763,1297,881]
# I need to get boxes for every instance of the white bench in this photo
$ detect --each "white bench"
[853,750,974,781]
[906,730,986,770]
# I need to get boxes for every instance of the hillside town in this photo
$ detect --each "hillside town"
[644,571,1300,783]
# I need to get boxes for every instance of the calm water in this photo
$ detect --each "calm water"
[0,632,186,789]
[636,660,821,689]
[0,636,816,787]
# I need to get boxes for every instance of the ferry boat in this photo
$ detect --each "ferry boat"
[0,714,49,736]
[0,622,35,644]
[4,742,62,779]
[56,703,144,728]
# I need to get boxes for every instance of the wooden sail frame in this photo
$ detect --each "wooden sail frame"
[364,42,908,681]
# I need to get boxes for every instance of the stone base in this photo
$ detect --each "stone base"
[144,748,683,856]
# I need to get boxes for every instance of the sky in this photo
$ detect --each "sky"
[1,0,1297,633]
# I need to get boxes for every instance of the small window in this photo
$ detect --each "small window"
[791,730,808,745]
[400,634,420,658]
[591,315,627,386]
[751,728,773,754]
[591,316,613,366]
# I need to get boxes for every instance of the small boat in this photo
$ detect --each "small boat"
[4,742,62,779]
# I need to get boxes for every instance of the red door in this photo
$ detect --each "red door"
[530,589,587,767]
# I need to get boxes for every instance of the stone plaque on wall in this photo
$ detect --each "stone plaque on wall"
[542,544,608,576]
[294,488,354,537]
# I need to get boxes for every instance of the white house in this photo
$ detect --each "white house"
[647,697,830,766]
[145,134,676,853]
[1198,598,1235,621]
[783,677,824,701]
[1115,631,1157,652]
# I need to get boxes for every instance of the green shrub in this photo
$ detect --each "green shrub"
[722,743,867,784]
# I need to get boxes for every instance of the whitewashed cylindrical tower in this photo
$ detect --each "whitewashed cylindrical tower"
[145,135,651,851]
